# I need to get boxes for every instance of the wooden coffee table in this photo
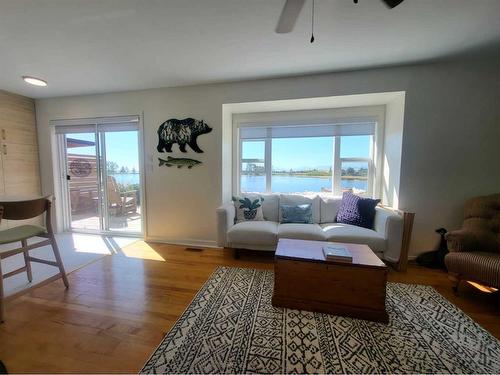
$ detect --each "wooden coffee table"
[272,238,389,323]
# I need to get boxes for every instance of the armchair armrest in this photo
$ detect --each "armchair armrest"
[216,203,235,247]
[445,229,498,253]
[373,206,404,263]
[120,190,137,197]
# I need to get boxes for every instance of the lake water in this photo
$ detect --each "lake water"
[110,173,140,186]
[111,173,368,193]
[241,175,367,193]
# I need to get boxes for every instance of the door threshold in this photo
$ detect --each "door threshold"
[64,229,143,239]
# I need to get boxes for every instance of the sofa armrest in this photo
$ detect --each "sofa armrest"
[373,207,404,263]
[445,229,498,253]
[216,203,235,247]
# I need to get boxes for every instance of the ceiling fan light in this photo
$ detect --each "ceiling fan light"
[22,76,48,87]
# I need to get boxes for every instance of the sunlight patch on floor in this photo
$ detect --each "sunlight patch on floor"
[466,281,498,293]
[72,234,113,254]
[72,233,139,254]
[120,241,165,261]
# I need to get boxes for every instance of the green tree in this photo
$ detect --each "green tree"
[107,161,119,174]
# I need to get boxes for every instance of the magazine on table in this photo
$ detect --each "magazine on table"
[323,245,353,263]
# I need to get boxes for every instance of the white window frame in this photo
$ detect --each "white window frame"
[232,106,385,197]
[50,115,147,237]
[335,144,374,196]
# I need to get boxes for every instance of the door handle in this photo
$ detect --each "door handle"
[66,175,71,181]
[2,144,6,155]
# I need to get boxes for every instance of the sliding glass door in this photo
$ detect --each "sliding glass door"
[64,131,101,231]
[101,130,142,233]
[57,117,143,235]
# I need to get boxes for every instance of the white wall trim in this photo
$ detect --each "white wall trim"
[49,113,147,236]
[222,91,405,207]
[144,235,220,249]
[49,114,141,127]
[232,106,385,198]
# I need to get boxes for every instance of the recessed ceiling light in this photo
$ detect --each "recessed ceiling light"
[22,76,48,87]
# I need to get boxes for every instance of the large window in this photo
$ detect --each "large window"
[238,122,377,196]
[272,137,333,193]
[241,140,266,193]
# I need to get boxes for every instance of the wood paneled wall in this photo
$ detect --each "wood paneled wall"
[0,90,42,228]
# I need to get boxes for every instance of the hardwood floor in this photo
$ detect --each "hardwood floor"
[0,241,499,373]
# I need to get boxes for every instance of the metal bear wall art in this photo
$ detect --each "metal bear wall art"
[157,118,212,153]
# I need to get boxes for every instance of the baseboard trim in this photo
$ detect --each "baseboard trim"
[144,236,220,249]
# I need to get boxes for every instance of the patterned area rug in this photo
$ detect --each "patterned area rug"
[142,267,500,374]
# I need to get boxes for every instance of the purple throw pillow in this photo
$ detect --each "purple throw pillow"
[336,192,381,229]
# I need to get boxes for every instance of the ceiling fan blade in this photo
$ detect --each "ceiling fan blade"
[381,0,404,8]
[275,0,306,34]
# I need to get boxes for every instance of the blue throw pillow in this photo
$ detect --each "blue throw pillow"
[336,192,380,229]
[280,204,313,224]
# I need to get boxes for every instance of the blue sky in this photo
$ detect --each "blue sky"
[68,132,370,172]
[242,135,371,170]
[67,132,139,171]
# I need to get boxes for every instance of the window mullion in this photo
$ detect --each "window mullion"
[340,157,370,162]
[368,159,375,197]
[265,129,272,193]
[238,137,242,194]
[333,136,341,195]
[238,122,379,197]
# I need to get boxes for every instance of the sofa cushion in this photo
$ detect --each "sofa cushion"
[232,196,264,223]
[260,194,280,222]
[278,223,326,241]
[320,196,342,223]
[321,223,386,253]
[228,221,278,246]
[280,194,320,223]
[280,204,313,224]
[241,193,279,222]
[336,192,380,229]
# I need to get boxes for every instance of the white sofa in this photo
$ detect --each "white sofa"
[217,194,404,263]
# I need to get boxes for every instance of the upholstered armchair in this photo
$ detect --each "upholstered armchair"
[444,194,500,292]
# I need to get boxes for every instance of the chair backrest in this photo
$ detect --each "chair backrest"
[0,197,49,221]
[462,193,500,248]
[107,176,123,206]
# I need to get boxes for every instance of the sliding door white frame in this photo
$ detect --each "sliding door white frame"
[51,115,145,237]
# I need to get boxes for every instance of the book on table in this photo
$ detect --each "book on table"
[323,245,353,263]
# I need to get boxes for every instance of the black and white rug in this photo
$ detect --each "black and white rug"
[142,267,500,374]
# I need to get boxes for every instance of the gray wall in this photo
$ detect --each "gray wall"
[35,53,500,255]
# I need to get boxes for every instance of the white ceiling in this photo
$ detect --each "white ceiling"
[1,0,500,98]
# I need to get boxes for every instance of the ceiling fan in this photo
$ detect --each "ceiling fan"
[275,0,405,34]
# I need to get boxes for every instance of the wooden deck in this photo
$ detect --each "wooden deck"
[71,206,142,233]
[0,243,499,373]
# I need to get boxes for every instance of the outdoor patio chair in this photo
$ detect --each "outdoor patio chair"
[107,176,137,216]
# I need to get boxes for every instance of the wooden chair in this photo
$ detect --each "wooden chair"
[107,176,137,216]
[0,196,69,322]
